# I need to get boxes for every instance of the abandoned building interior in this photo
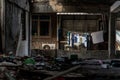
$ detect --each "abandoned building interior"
[0,0,120,80]
[0,0,119,58]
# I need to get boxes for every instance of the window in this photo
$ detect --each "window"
[32,21,38,35]
[40,21,50,36]
[32,14,51,38]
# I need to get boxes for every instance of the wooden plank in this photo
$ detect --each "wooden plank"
[44,65,83,80]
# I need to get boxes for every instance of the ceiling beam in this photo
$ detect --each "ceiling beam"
[111,1,120,13]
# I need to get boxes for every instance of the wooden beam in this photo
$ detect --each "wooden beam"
[44,65,82,80]
[111,1,120,13]
[108,13,116,59]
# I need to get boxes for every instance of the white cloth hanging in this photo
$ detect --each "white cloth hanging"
[91,31,104,44]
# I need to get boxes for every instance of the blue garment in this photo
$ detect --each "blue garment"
[72,34,74,47]
[74,35,78,43]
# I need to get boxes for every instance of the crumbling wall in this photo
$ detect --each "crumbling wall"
[5,1,21,53]
[5,0,30,55]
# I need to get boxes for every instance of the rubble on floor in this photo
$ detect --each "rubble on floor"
[0,54,120,80]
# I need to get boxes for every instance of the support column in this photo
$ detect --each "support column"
[0,0,5,53]
[108,13,116,59]
[57,15,62,49]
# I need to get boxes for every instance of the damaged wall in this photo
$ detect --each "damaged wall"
[5,0,30,56]
[31,0,110,59]
[5,1,21,52]
[32,0,110,13]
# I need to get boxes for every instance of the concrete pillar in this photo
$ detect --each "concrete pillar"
[108,13,116,59]
[57,15,62,49]
[0,0,5,53]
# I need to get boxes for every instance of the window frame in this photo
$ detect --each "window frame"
[32,14,51,38]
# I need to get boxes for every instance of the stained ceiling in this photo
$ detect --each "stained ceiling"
[32,0,118,13]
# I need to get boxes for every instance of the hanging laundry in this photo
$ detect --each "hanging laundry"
[67,32,71,45]
[91,31,104,44]
[74,33,80,43]
[68,32,71,46]
[71,33,74,47]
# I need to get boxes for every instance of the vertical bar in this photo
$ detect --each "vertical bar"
[108,13,116,59]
